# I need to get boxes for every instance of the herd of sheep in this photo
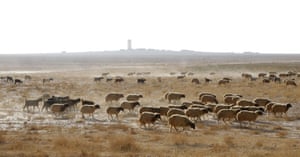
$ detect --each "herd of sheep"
[21,90,293,132]
[1,70,297,132]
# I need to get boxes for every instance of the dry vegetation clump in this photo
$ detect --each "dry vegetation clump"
[109,134,140,152]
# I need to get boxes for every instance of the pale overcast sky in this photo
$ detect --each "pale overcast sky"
[0,0,299,54]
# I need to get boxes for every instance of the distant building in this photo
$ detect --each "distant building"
[127,39,132,50]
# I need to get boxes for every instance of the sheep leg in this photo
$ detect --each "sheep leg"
[82,113,85,119]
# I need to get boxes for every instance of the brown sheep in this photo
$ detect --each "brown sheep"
[80,104,100,119]
[200,95,218,104]
[216,109,241,124]
[167,92,185,103]
[224,96,240,105]
[120,101,140,112]
[168,105,188,110]
[271,103,292,117]
[126,94,143,101]
[185,108,209,121]
[236,99,258,107]
[139,107,160,114]
[199,92,216,100]
[50,104,69,117]
[167,108,185,117]
[236,110,263,127]
[286,80,297,87]
[105,93,124,103]
[218,79,230,85]
[254,98,271,107]
[214,104,232,113]
[106,107,124,120]
[168,115,195,132]
[139,112,161,128]
[191,78,200,84]
[159,107,169,117]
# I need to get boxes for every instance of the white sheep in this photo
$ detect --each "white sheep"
[236,110,263,127]
[106,107,124,120]
[139,112,161,129]
[168,114,195,132]
[271,103,292,117]
[80,104,100,119]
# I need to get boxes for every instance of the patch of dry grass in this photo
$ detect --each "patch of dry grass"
[109,135,140,152]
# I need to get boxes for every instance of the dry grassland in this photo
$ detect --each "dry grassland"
[0,62,300,157]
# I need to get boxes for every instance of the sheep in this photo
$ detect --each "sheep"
[236,110,264,127]
[236,99,258,107]
[271,103,292,117]
[167,92,185,103]
[254,98,271,107]
[81,99,95,106]
[126,94,143,101]
[106,107,124,120]
[42,96,70,112]
[199,92,216,100]
[168,115,195,132]
[120,101,140,112]
[262,78,270,83]
[232,106,264,112]
[14,79,23,85]
[258,73,267,78]
[218,79,230,85]
[224,96,240,105]
[164,92,170,100]
[191,101,205,105]
[200,95,218,104]
[167,108,185,117]
[137,78,146,84]
[42,78,53,84]
[105,93,124,103]
[139,107,160,114]
[114,76,124,83]
[50,104,69,117]
[94,77,104,82]
[286,80,297,87]
[181,102,193,108]
[214,104,232,113]
[168,104,187,110]
[191,78,200,84]
[80,104,100,119]
[159,107,169,117]
[216,109,241,124]
[223,93,243,98]
[66,98,81,111]
[23,97,43,112]
[185,108,209,121]
[265,102,276,115]
[139,112,161,128]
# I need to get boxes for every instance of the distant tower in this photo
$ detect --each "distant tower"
[127,39,132,50]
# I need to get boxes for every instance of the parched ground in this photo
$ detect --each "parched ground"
[0,58,300,157]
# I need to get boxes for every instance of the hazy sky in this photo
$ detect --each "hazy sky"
[0,0,299,54]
